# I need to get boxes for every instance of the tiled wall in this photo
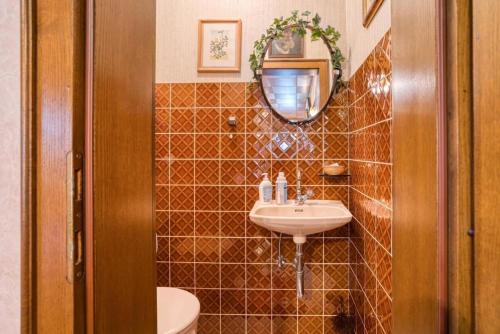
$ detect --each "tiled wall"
[347,31,392,334]
[154,29,392,334]
[154,82,352,333]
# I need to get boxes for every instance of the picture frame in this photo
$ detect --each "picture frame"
[268,29,304,58]
[197,19,242,73]
[363,0,385,28]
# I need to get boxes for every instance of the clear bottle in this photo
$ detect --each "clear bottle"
[258,173,273,203]
[275,172,288,205]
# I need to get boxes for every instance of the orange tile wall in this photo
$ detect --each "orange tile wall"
[154,29,392,334]
[348,30,392,334]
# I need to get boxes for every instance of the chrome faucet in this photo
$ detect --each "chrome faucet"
[295,169,312,205]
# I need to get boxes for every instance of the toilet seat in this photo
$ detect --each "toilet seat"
[157,287,200,334]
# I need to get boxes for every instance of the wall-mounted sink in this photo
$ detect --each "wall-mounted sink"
[249,200,352,244]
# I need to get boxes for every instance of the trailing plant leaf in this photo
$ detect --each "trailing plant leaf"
[249,10,345,80]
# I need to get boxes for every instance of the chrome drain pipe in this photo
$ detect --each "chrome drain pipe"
[293,243,304,298]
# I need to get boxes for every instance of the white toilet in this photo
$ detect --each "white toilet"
[157,287,200,334]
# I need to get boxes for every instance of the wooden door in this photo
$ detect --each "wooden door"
[472,1,500,332]
[35,0,86,332]
[89,0,157,332]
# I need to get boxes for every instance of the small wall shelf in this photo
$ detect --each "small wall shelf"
[319,173,351,178]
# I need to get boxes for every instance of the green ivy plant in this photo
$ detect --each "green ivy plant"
[249,10,345,80]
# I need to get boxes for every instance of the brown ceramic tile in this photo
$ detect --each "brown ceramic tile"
[156,237,169,261]
[272,290,298,315]
[221,315,246,334]
[246,82,267,108]
[246,133,272,160]
[247,316,271,334]
[155,108,170,133]
[195,186,220,211]
[298,132,323,160]
[324,134,348,159]
[195,211,219,237]
[272,315,297,334]
[170,160,194,185]
[245,186,259,211]
[246,107,272,132]
[377,283,392,334]
[195,134,220,159]
[195,108,220,133]
[155,83,170,108]
[220,160,245,185]
[195,237,220,262]
[221,82,246,107]
[194,160,220,185]
[220,263,245,289]
[302,238,324,263]
[271,160,297,185]
[246,238,272,263]
[247,290,271,315]
[196,83,220,107]
[329,85,350,107]
[272,131,298,159]
[220,211,245,237]
[220,238,246,263]
[157,262,169,286]
[221,186,245,211]
[156,211,169,236]
[169,185,194,211]
[375,164,392,206]
[156,185,169,211]
[324,238,349,263]
[246,160,271,186]
[246,264,272,289]
[170,262,194,288]
[170,211,194,236]
[169,237,194,262]
[155,160,169,185]
[170,134,194,159]
[195,263,220,288]
[196,289,221,314]
[324,264,349,290]
[375,204,392,253]
[298,316,324,332]
[198,315,220,334]
[325,107,349,133]
[221,289,246,314]
[324,186,348,206]
[298,290,324,315]
[298,160,323,185]
[170,108,195,133]
[272,264,296,290]
[304,264,324,290]
[376,120,391,163]
[171,83,195,108]
[221,134,245,159]
[155,134,170,159]
[377,244,392,296]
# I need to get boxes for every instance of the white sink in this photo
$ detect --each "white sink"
[249,200,352,244]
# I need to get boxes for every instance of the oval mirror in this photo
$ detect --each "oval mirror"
[259,26,341,124]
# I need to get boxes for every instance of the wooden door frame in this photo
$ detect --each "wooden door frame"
[20,0,36,332]
[21,0,88,332]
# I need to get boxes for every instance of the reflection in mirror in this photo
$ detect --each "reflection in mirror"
[262,68,320,121]
[259,28,341,124]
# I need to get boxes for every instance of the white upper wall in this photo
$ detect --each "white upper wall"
[345,0,391,78]
[156,0,346,83]
[0,1,21,333]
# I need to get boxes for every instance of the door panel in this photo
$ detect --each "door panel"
[91,0,156,332]
[35,0,86,332]
[472,1,500,332]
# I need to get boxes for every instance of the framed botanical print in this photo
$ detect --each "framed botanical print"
[268,29,304,58]
[363,0,385,28]
[197,19,242,73]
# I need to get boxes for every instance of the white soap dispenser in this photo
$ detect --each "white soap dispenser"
[258,173,273,203]
[275,171,288,205]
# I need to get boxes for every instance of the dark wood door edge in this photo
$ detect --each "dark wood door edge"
[21,0,36,332]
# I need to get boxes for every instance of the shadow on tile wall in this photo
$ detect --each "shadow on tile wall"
[154,29,392,334]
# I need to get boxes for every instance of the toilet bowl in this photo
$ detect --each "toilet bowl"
[157,287,200,334]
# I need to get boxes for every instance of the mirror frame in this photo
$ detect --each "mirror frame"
[255,25,342,125]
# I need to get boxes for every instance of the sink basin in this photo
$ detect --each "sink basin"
[249,200,352,244]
